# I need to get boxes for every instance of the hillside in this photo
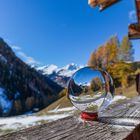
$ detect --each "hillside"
[0,38,63,116]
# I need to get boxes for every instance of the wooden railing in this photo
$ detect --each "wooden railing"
[1,96,140,140]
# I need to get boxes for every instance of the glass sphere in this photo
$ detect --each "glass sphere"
[68,67,114,113]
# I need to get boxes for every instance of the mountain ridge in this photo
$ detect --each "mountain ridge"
[37,63,84,87]
[0,38,63,116]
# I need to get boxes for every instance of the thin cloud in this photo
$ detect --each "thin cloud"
[12,46,21,51]
[17,51,41,65]
[11,45,41,65]
[129,10,137,23]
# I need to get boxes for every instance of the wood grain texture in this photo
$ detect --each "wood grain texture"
[1,96,140,140]
[0,116,133,140]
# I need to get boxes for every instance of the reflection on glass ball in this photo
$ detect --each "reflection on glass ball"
[68,67,114,113]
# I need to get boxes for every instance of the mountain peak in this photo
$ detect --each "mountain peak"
[37,64,58,75]
[64,63,78,71]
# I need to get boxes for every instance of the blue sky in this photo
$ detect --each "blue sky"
[0,0,139,67]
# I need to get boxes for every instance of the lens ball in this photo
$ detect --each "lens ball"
[68,67,114,113]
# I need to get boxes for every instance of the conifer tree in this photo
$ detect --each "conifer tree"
[119,36,134,61]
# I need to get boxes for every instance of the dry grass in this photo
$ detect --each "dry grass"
[37,96,72,116]
[115,84,138,98]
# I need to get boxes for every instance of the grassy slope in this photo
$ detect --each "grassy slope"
[37,96,72,116]
[38,83,138,116]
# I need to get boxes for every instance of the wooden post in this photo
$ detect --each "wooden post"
[136,73,140,95]
[129,0,140,39]
[135,0,140,23]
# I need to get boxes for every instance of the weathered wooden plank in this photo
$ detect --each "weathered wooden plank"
[99,96,140,126]
[0,116,133,140]
[1,96,140,140]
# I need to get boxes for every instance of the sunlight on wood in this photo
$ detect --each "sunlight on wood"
[88,0,120,11]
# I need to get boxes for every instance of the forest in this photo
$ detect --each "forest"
[88,35,140,90]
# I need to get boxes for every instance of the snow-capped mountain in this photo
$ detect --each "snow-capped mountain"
[37,64,58,75]
[37,63,84,87]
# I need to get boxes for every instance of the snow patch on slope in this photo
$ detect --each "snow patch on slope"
[0,54,7,63]
[0,88,12,114]
[48,106,76,113]
[0,114,70,130]
[0,106,76,134]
